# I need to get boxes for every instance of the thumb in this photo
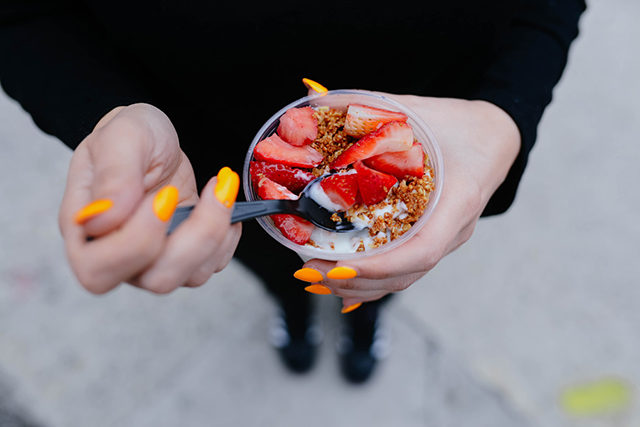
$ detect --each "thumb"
[63,115,148,238]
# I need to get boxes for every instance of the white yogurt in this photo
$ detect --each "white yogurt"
[309,228,370,253]
[307,197,410,253]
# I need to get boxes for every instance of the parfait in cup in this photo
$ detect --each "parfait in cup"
[244,90,443,262]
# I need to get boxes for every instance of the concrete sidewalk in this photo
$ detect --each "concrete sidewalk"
[2,1,640,426]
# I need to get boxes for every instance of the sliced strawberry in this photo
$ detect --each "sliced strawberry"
[363,141,425,178]
[254,134,323,168]
[270,214,314,245]
[319,171,359,211]
[344,104,408,138]
[330,121,413,170]
[257,177,314,245]
[250,161,315,193]
[277,107,318,146]
[257,176,298,200]
[354,161,398,206]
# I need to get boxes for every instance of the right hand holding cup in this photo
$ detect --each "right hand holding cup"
[58,103,242,294]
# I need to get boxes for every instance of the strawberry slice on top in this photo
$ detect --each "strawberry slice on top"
[319,171,359,211]
[330,120,414,170]
[249,161,315,193]
[277,106,318,146]
[254,134,323,168]
[344,104,408,138]
[364,141,425,179]
[257,177,314,245]
[354,161,398,206]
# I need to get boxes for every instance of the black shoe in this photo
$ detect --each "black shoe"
[269,308,322,373]
[337,308,390,384]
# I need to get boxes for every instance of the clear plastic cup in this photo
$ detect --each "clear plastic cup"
[243,89,444,261]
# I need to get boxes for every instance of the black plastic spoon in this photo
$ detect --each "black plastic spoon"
[168,175,355,234]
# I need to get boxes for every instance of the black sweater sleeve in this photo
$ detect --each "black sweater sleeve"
[0,1,151,148]
[471,0,586,215]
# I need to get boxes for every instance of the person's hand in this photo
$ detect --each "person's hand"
[58,103,242,294]
[298,96,520,311]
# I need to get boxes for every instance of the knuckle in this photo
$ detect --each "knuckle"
[214,256,233,273]
[332,279,355,290]
[139,276,179,294]
[99,113,145,140]
[127,233,163,263]
[390,280,409,292]
[331,288,348,298]
[191,211,227,247]
[187,278,207,287]
[367,268,391,280]
[75,266,114,295]
[203,223,226,246]
[419,246,442,271]
[93,172,132,195]
[188,268,212,287]
[391,276,417,292]
[149,286,175,295]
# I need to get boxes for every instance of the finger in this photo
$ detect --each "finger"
[301,258,424,293]
[61,113,150,238]
[329,272,425,295]
[341,292,389,310]
[137,168,241,293]
[333,288,387,300]
[65,185,180,294]
[302,78,328,96]
[59,145,94,238]
[184,222,242,287]
[321,177,480,281]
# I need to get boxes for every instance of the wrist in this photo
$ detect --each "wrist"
[468,100,521,198]
[470,100,521,154]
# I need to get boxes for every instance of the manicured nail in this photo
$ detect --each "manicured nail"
[341,303,362,314]
[294,268,323,283]
[327,266,357,280]
[153,185,179,221]
[302,77,328,94]
[305,284,332,295]
[214,167,240,208]
[74,199,114,224]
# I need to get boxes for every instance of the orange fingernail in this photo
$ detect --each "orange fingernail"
[153,186,179,221]
[341,303,362,314]
[305,284,332,295]
[302,78,328,94]
[294,268,323,283]
[327,266,357,280]
[74,199,114,224]
[214,167,240,208]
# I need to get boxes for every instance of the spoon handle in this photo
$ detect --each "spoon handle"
[230,199,295,222]
[167,200,295,234]
[167,205,195,233]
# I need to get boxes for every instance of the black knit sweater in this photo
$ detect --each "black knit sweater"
[0,0,585,215]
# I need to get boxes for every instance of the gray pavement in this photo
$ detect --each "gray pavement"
[1,1,640,426]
